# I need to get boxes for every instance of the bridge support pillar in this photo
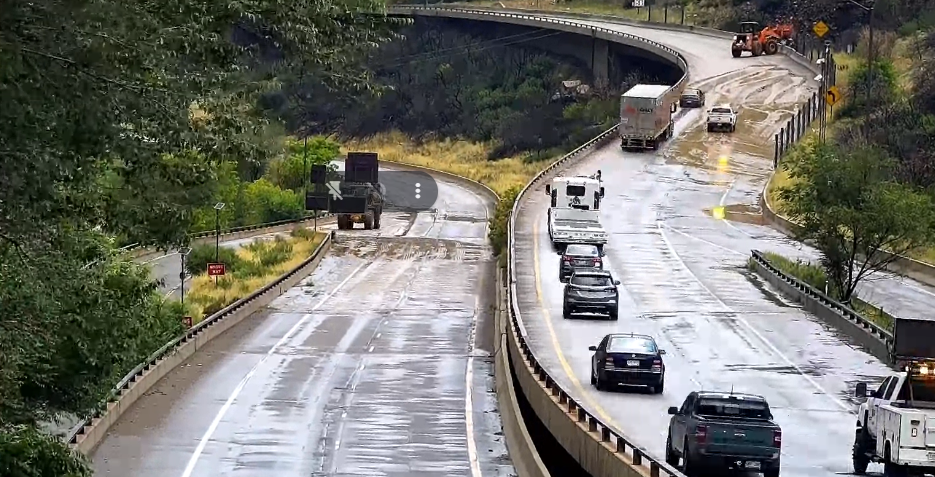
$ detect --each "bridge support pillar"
[591,34,609,84]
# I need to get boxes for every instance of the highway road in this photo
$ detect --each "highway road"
[95,169,515,476]
[513,19,935,477]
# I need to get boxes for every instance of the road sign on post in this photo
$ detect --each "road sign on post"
[182,316,193,328]
[207,262,226,277]
[632,0,644,7]
[826,85,840,106]
[310,164,327,185]
[813,21,829,38]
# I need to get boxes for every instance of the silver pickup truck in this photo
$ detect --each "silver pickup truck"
[706,105,737,133]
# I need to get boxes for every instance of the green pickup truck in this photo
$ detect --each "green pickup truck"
[666,391,782,477]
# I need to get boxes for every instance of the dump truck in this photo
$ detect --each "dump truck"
[331,152,386,230]
[619,84,676,151]
[731,21,795,58]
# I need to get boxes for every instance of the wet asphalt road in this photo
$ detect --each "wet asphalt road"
[512,21,935,477]
[99,171,515,476]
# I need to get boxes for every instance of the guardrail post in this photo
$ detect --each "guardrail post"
[774,134,779,168]
[633,448,643,466]
[588,416,598,432]
[650,463,661,477]
[616,437,626,453]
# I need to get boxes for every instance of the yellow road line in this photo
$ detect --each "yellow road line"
[532,219,620,427]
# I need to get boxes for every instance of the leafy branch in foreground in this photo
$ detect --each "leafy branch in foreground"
[777,139,935,301]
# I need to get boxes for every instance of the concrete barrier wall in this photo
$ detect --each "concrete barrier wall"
[749,250,893,364]
[68,234,334,454]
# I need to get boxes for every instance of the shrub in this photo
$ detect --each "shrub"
[0,426,92,477]
[185,244,243,277]
[762,251,830,294]
[242,178,304,224]
[488,186,521,257]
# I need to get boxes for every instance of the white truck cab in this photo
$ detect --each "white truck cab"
[545,172,604,211]
[853,318,935,476]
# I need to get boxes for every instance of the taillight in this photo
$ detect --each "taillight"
[652,359,662,372]
[592,258,601,265]
[695,425,707,443]
[604,358,614,368]
[773,429,781,447]
[563,256,571,263]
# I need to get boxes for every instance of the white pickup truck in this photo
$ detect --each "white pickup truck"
[852,318,935,476]
[548,208,608,251]
[706,105,737,133]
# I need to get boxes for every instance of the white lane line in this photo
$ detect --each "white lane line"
[180,261,372,477]
[657,221,852,414]
[716,180,755,239]
[464,287,483,477]
[660,222,746,257]
[143,251,179,264]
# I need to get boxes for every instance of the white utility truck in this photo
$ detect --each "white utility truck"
[545,173,607,251]
[852,317,935,477]
[706,104,738,132]
[619,84,676,150]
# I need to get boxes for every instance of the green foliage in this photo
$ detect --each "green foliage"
[838,59,899,118]
[236,237,294,278]
[0,426,92,477]
[190,172,306,233]
[267,137,342,191]
[280,23,667,159]
[243,179,305,224]
[185,245,245,277]
[777,140,935,301]
[489,187,522,256]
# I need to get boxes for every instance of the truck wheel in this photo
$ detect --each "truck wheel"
[731,47,742,58]
[682,439,700,476]
[652,379,664,394]
[665,434,680,466]
[763,462,780,477]
[608,308,618,321]
[337,215,348,230]
[884,462,907,477]
[363,212,374,230]
[852,428,871,475]
[765,39,779,55]
[562,304,571,319]
[707,124,713,133]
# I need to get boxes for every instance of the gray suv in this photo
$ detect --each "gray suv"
[558,243,604,282]
[562,270,620,320]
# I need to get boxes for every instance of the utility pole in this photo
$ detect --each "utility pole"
[213,202,225,285]
[179,247,192,305]
[846,0,875,97]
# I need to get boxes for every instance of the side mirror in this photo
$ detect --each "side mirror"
[557,251,563,256]
[659,349,667,355]
[588,346,597,352]
[600,187,605,198]
[856,382,868,398]
[671,103,677,113]
[545,184,551,195]
[614,280,621,285]
[667,406,679,415]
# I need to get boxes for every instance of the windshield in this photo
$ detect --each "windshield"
[571,275,612,287]
[696,398,771,419]
[895,377,935,402]
[566,185,586,196]
[712,108,731,114]
[565,245,599,256]
[607,336,657,354]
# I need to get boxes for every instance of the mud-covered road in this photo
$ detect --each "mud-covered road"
[513,20,935,477]
[95,170,515,477]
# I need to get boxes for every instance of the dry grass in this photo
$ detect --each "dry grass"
[343,131,550,196]
[185,230,327,322]
[449,0,706,25]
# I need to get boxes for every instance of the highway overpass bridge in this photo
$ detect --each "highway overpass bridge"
[64,6,935,477]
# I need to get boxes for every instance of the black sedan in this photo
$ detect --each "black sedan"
[562,270,619,320]
[589,333,666,394]
[679,88,706,108]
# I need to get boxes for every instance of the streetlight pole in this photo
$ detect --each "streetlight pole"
[179,247,192,305]
[213,202,225,285]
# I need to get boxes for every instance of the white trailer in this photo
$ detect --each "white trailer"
[619,84,676,150]
[544,173,604,211]
[548,208,608,250]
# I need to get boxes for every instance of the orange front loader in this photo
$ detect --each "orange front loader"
[731,21,795,57]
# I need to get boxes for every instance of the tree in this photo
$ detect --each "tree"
[777,140,935,301]
[0,426,92,477]
[266,137,342,191]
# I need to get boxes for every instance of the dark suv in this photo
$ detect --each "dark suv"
[558,243,603,281]
[589,333,666,393]
[562,270,620,320]
[679,88,706,108]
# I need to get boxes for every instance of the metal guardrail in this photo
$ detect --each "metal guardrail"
[66,232,334,447]
[750,250,894,344]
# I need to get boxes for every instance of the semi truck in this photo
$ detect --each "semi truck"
[332,152,386,230]
[852,318,935,476]
[619,84,677,151]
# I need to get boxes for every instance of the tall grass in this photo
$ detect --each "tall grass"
[185,228,326,321]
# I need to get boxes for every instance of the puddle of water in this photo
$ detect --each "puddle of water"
[702,203,765,226]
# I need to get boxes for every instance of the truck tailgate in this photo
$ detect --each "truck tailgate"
[701,419,776,457]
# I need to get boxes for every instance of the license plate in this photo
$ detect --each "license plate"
[627,360,639,367]
[745,461,761,469]
[927,451,935,461]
